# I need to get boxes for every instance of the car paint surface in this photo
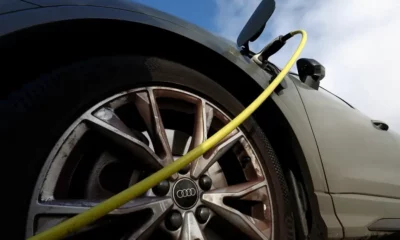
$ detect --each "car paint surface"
[292,77,400,237]
[0,0,38,15]
[293,79,400,198]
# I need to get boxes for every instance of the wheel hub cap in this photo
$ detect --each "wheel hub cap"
[172,178,199,209]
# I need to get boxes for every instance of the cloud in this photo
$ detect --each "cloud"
[214,0,400,133]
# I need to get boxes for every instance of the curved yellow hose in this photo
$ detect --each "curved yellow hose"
[29,30,307,240]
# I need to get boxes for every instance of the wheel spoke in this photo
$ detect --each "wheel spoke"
[84,109,163,170]
[135,89,172,163]
[32,197,173,238]
[190,100,213,149]
[201,180,272,240]
[191,131,242,179]
[179,212,206,240]
[135,89,178,179]
[40,123,89,200]
[126,198,174,240]
[34,197,171,215]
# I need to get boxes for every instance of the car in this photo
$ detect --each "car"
[2,0,400,239]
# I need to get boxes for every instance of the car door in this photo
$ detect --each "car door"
[291,77,400,236]
[292,78,400,198]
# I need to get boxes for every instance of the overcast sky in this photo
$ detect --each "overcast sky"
[136,0,399,133]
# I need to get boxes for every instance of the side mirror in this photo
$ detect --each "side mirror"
[296,58,325,90]
[237,0,276,48]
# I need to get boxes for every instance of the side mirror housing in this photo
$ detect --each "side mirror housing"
[296,58,325,90]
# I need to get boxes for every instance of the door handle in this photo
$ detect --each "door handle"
[371,120,389,131]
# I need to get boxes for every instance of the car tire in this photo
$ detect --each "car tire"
[3,56,295,239]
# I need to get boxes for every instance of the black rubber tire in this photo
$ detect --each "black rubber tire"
[3,56,294,239]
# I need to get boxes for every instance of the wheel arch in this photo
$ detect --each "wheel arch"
[1,8,326,239]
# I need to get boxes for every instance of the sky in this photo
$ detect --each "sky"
[134,0,400,133]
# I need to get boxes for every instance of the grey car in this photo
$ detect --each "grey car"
[2,0,400,239]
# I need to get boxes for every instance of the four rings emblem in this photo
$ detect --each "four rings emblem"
[173,178,198,209]
[176,188,196,198]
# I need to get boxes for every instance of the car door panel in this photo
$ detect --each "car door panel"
[293,80,400,199]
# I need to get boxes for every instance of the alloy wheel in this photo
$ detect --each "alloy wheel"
[26,86,274,240]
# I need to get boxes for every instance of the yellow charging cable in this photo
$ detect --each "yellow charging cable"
[29,30,307,240]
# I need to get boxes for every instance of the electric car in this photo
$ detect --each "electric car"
[2,0,400,239]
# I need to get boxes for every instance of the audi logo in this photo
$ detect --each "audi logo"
[176,188,197,198]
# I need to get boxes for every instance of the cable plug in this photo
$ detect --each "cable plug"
[257,35,288,63]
